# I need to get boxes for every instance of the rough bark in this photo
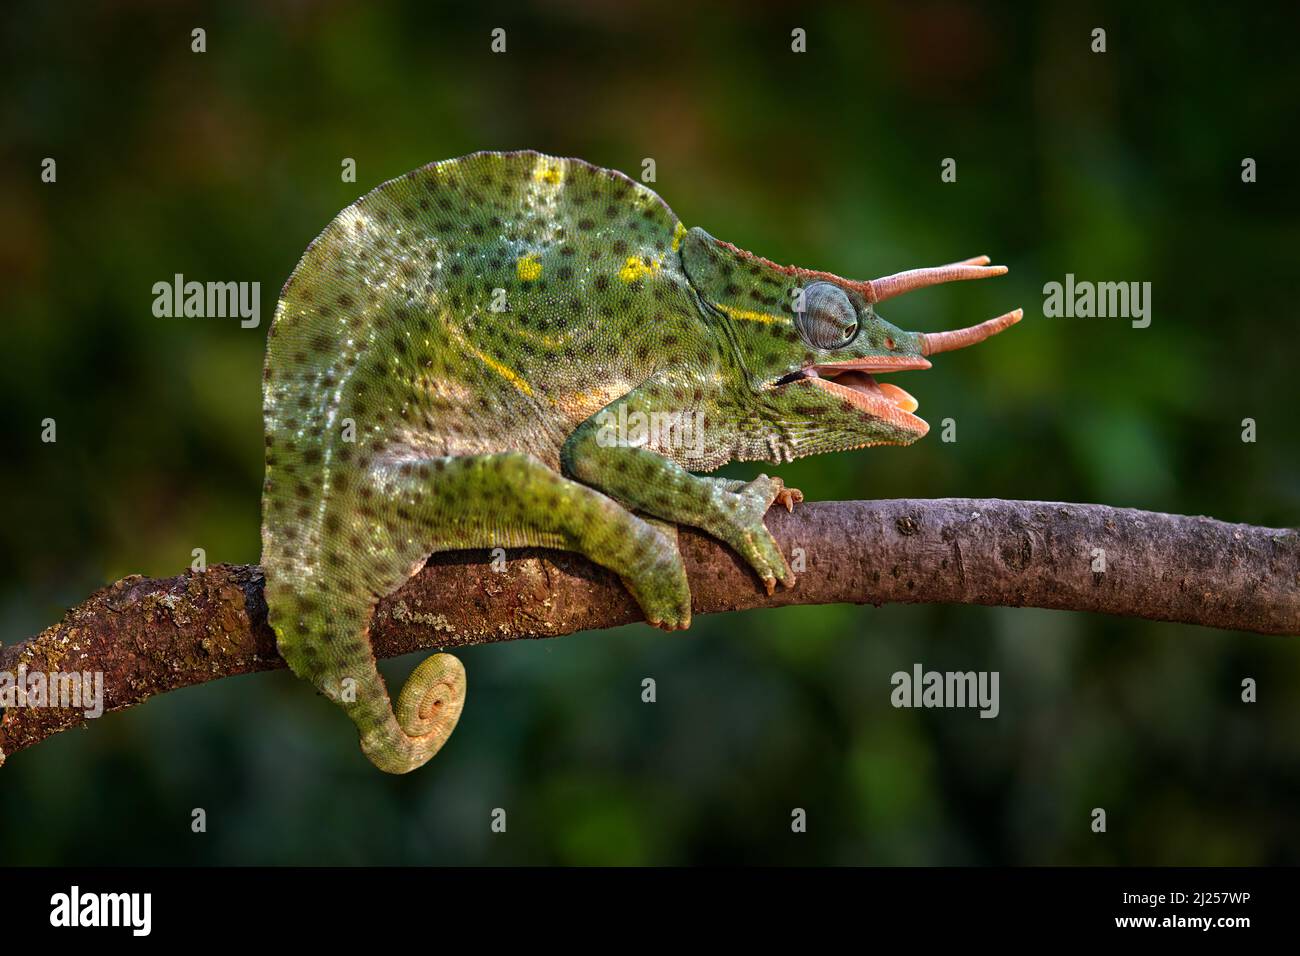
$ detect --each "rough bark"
[2,498,1296,765]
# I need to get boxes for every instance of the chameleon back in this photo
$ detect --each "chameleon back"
[263,151,697,473]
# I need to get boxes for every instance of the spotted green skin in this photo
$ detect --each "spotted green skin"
[262,150,926,773]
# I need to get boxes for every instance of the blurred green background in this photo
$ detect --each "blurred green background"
[2,0,1298,865]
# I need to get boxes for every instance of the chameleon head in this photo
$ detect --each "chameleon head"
[680,228,1021,458]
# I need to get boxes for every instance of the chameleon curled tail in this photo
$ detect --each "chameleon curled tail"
[371,651,466,773]
[265,577,467,774]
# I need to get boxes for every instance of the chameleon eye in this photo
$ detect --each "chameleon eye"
[795,282,859,350]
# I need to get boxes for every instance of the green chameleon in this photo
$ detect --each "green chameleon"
[262,150,1020,773]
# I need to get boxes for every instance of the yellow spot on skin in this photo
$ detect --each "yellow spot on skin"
[516,254,542,281]
[718,304,790,325]
[671,221,688,251]
[533,164,563,185]
[618,256,661,283]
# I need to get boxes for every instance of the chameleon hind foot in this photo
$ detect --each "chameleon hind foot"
[631,517,692,631]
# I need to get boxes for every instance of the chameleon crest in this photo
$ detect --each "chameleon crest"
[262,150,1019,772]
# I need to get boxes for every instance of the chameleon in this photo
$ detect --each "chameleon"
[261,150,1020,773]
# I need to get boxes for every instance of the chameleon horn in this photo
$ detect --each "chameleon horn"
[920,308,1023,356]
[865,259,1008,303]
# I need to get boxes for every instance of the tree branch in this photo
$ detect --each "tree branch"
[2,498,1296,764]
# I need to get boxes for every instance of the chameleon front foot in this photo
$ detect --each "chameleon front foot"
[719,474,800,595]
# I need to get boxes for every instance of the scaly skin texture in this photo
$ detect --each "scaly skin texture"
[262,150,1016,773]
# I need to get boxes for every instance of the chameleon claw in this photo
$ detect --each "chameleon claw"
[648,614,691,632]
[776,486,803,512]
[746,475,802,514]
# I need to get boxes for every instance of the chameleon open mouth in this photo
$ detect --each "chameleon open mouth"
[796,355,932,433]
